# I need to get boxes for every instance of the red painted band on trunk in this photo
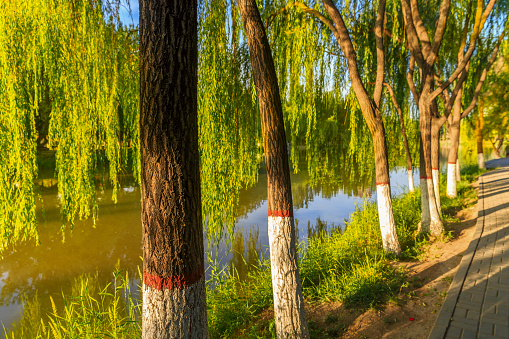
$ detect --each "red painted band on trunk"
[408,168,412,171]
[268,210,293,217]
[143,263,204,290]
[376,182,390,186]
[420,176,432,179]
[432,168,439,170]
[448,162,457,164]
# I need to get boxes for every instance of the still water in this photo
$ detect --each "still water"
[0,145,482,331]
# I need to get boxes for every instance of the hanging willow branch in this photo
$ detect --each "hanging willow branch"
[0,0,139,250]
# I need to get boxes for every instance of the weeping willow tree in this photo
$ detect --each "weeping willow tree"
[198,0,261,243]
[0,0,139,251]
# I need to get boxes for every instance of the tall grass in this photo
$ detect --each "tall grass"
[6,166,484,338]
[3,269,141,338]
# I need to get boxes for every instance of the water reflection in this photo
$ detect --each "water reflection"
[228,227,262,281]
[1,163,416,332]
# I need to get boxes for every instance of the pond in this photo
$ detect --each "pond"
[0,145,485,333]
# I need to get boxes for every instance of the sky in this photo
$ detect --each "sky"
[119,0,139,26]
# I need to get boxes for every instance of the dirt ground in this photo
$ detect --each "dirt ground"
[307,194,478,338]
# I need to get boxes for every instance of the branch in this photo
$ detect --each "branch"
[430,0,451,60]
[406,53,420,103]
[434,73,450,108]
[266,1,335,34]
[383,29,409,49]
[373,0,386,106]
[457,4,472,63]
[400,0,425,67]
[428,0,497,102]
[444,60,470,114]
[322,0,379,126]
[410,0,432,60]
[461,30,505,119]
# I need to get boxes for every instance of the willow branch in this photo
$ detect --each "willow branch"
[266,1,335,34]
[383,82,413,168]
[428,0,497,102]
[383,29,409,49]
[406,53,420,103]
[444,60,470,114]
[434,73,451,108]
[457,4,472,63]
[461,30,505,119]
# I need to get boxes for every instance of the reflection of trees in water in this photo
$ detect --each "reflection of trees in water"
[307,217,342,243]
[0,189,142,309]
[228,227,262,281]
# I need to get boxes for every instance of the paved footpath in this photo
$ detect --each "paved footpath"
[429,166,509,339]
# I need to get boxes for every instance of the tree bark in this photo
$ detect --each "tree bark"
[139,1,208,338]
[447,90,462,198]
[476,99,485,169]
[431,114,442,214]
[237,1,309,337]
[321,0,401,254]
[418,69,443,236]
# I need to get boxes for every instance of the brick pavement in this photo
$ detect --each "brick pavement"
[429,167,509,339]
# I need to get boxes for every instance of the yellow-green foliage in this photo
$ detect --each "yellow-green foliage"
[0,0,139,250]
[0,0,40,252]
[4,270,141,339]
[198,0,261,243]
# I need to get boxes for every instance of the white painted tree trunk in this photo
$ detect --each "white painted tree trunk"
[456,158,461,182]
[432,168,441,215]
[142,277,209,339]
[420,178,431,232]
[268,216,309,338]
[376,184,401,254]
[420,178,443,235]
[408,168,415,192]
[427,178,443,236]
[478,153,485,169]
[447,163,457,198]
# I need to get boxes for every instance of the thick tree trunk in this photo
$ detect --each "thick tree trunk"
[418,72,443,236]
[419,137,431,230]
[431,117,441,215]
[139,1,208,338]
[447,92,462,198]
[373,124,402,254]
[476,100,485,169]
[237,1,309,337]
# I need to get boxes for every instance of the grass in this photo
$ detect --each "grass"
[3,268,141,339]
[5,165,485,338]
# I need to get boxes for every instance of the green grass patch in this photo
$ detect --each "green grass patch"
[4,269,141,338]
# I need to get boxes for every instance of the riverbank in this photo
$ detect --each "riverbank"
[4,166,484,338]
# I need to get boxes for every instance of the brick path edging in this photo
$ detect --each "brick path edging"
[428,174,486,339]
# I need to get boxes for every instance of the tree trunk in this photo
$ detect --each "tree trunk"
[322,0,401,255]
[456,156,461,182]
[139,1,208,338]
[237,1,309,337]
[431,117,441,215]
[446,91,461,198]
[476,100,485,169]
[373,124,402,254]
[418,71,443,236]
